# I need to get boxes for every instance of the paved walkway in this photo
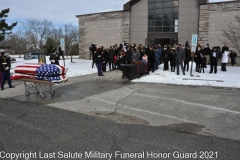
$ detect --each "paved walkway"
[1,70,240,142]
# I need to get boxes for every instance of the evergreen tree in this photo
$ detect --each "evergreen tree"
[0,8,17,48]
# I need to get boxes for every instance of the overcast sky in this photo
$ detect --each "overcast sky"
[1,0,233,31]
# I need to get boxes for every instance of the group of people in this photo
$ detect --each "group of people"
[194,43,237,74]
[90,43,188,76]
[89,42,238,76]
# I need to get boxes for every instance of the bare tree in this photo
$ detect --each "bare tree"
[22,18,53,49]
[221,15,240,54]
[79,25,95,58]
[63,24,79,62]
[0,31,27,57]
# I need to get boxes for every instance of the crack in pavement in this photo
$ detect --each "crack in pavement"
[114,86,147,112]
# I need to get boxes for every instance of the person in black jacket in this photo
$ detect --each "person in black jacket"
[184,47,191,72]
[194,46,202,72]
[0,52,14,90]
[102,48,108,72]
[49,48,60,65]
[148,46,156,73]
[209,47,219,74]
[96,45,104,76]
[203,44,211,66]
[162,45,170,71]
[126,46,132,64]
[170,48,177,72]
[230,50,237,66]
[199,52,206,73]
[108,46,115,71]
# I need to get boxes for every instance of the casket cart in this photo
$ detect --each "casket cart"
[12,63,68,99]
[17,78,67,99]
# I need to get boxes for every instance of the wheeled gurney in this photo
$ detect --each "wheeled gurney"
[17,78,66,99]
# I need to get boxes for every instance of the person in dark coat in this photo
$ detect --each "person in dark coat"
[203,44,211,66]
[49,48,60,65]
[170,48,177,72]
[0,51,14,90]
[148,46,156,72]
[199,52,206,73]
[108,46,115,71]
[96,45,104,76]
[125,46,132,64]
[209,47,219,74]
[175,44,186,75]
[119,49,126,70]
[194,46,202,72]
[102,48,108,72]
[162,45,170,71]
[184,47,191,72]
[91,44,97,68]
[230,50,237,66]
[154,46,160,70]
[132,47,140,62]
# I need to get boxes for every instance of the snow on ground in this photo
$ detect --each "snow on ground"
[10,56,240,88]
[10,56,97,77]
[132,62,240,88]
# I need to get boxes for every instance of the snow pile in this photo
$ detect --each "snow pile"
[132,63,240,88]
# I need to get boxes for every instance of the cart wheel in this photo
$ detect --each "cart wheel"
[40,93,45,99]
[25,91,30,96]
[50,91,55,96]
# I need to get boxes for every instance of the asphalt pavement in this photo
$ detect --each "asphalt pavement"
[0,70,240,160]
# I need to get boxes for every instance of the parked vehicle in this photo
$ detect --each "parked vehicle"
[4,53,16,62]
[25,53,39,59]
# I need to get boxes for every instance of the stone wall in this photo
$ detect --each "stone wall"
[77,11,130,59]
[199,1,240,54]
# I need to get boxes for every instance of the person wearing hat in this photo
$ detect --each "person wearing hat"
[209,47,219,74]
[162,45,170,71]
[49,48,60,65]
[169,47,177,72]
[96,45,104,76]
[0,51,14,90]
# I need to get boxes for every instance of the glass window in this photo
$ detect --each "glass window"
[149,3,155,9]
[148,27,154,32]
[163,14,171,20]
[148,0,179,33]
[164,2,172,8]
[163,8,172,14]
[172,7,179,13]
[155,3,163,8]
[163,20,171,26]
[174,26,178,32]
[163,27,171,32]
[155,9,163,14]
[172,1,179,7]
[149,10,155,14]
[172,14,178,20]
[149,15,155,20]
[148,21,154,26]
[155,15,163,21]
[155,21,162,26]
[154,27,162,32]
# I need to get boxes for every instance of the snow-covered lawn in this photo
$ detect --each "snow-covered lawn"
[10,56,240,88]
[132,62,240,88]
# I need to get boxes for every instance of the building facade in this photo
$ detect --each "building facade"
[76,0,239,58]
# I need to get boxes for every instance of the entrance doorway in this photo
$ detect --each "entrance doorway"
[146,38,178,47]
